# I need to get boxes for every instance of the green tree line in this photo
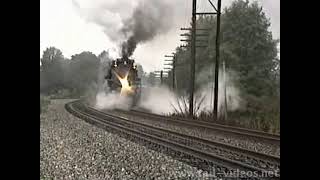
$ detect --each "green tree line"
[40,48,145,99]
[40,47,101,98]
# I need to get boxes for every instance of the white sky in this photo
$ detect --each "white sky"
[40,0,279,72]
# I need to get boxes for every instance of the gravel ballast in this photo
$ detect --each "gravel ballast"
[40,99,214,179]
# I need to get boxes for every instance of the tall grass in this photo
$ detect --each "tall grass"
[170,93,206,118]
[169,94,280,134]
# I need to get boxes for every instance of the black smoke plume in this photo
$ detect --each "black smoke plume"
[120,0,173,57]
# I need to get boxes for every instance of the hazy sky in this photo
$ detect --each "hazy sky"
[40,0,279,72]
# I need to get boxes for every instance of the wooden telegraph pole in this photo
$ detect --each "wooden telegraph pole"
[188,0,196,117]
[160,70,163,85]
[172,55,176,90]
[213,0,221,120]
[164,53,176,90]
[154,70,167,85]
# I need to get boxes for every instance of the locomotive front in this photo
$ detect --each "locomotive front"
[105,56,141,106]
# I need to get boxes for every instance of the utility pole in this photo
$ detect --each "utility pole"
[223,59,228,120]
[213,0,221,120]
[172,55,176,90]
[189,0,196,117]
[160,70,163,85]
[164,53,176,90]
[154,70,168,85]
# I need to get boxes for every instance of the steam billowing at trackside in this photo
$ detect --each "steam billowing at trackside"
[136,68,242,117]
[72,0,173,58]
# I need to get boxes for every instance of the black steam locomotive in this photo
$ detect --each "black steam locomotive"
[105,56,141,106]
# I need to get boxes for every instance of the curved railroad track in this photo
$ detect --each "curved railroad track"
[66,100,280,179]
[116,109,280,145]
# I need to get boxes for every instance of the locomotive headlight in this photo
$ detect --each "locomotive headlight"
[115,72,133,96]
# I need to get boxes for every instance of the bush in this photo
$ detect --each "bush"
[227,110,280,134]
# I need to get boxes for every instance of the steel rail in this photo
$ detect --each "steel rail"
[122,109,280,144]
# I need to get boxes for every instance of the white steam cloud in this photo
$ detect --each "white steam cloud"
[95,91,132,110]
[137,86,178,115]
[195,65,243,116]
[195,72,242,115]
[136,67,243,116]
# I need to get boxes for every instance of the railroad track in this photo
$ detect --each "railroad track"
[66,100,280,179]
[116,109,280,145]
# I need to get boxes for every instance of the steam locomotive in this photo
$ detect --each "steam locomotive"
[105,56,141,106]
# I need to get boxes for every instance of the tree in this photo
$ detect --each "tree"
[220,0,278,97]
[40,47,64,70]
[68,51,100,95]
[40,47,67,93]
